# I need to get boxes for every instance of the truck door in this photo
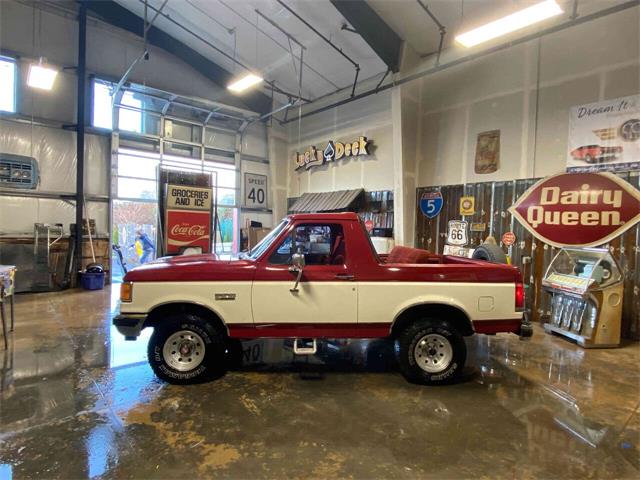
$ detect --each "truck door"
[251,222,358,331]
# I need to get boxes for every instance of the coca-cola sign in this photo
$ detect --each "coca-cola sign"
[170,224,206,237]
[509,172,640,247]
[166,210,211,254]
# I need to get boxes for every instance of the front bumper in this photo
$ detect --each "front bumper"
[113,313,147,340]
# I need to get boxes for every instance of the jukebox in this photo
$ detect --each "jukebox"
[543,247,623,348]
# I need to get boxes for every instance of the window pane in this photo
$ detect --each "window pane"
[0,58,16,113]
[117,154,158,180]
[117,177,157,200]
[269,224,345,265]
[92,81,113,129]
[216,187,236,206]
[214,207,239,256]
[214,168,236,188]
[204,128,235,150]
[118,92,142,133]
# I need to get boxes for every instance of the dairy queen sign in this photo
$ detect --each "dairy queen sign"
[165,184,212,254]
[509,172,640,247]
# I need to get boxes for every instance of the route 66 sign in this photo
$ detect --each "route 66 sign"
[419,191,443,219]
[447,220,469,246]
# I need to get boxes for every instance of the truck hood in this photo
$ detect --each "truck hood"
[124,254,256,282]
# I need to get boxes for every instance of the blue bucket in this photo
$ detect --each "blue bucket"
[80,272,105,290]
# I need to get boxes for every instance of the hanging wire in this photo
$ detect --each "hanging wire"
[531,38,542,178]
[255,11,259,70]
[233,28,237,74]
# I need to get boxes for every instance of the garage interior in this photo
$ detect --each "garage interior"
[0,0,639,478]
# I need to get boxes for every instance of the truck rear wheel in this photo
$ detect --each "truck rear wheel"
[147,314,226,384]
[397,319,466,385]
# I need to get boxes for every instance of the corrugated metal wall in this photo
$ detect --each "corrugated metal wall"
[415,172,640,340]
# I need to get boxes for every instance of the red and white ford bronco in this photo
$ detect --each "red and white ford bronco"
[114,213,530,385]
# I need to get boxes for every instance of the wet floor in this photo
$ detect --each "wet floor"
[1,286,639,479]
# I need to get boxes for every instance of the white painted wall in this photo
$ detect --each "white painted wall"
[413,7,640,188]
[276,6,639,249]
[279,90,403,241]
[285,90,396,198]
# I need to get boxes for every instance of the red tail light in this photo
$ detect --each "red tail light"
[515,282,525,311]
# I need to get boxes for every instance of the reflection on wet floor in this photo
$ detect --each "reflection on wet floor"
[1,286,639,478]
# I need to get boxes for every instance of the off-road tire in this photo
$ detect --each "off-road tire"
[147,314,226,384]
[397,319,466,385]
[472,243,508,264]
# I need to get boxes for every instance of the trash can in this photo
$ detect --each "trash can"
[80,271,105,290]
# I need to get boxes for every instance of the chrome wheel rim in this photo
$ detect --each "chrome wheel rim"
[414,334,453,373]
[162,330,205,372]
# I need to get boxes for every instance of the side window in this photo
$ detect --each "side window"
[268,224,346,266]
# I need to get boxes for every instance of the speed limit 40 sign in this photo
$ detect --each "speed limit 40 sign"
[447,220,469,246]
[244,173,268,208]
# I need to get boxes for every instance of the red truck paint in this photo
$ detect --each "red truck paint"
[122,213,524,338]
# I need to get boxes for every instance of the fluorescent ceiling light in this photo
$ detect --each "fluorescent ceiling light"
[27,62,58,90]
[455,0,563,48]
[227,73,263,93]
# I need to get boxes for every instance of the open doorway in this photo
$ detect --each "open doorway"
[111,148,160,283]
[111,200,157,283]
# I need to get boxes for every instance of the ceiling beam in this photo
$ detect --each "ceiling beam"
[330,0,402,73]
[83,0,272,114]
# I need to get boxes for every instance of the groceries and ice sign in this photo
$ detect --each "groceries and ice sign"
[509,172,640,247]
[567,94,640,172]
[165,184,212,253]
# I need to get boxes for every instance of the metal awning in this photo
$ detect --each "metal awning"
[289,189,364,213]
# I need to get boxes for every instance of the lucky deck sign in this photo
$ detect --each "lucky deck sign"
[509,172,640,248]
[165,184,212,254]
[295,136,371,171]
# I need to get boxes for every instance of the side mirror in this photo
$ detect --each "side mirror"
[289,248,305,293]
[291,250,306,271]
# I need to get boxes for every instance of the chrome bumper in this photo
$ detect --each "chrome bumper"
[113,313,147,340]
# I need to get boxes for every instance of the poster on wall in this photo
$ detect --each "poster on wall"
[165,184,212,254]
[567,94,640,172]
[474,130,500,174]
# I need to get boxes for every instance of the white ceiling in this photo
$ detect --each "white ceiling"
[114,0,632,106]
[114,0,388,102]
[367,0,631,57]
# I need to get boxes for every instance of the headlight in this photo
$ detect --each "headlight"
[120,282,133,302]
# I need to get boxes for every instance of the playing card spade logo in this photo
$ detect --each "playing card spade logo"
[323,142,336,163]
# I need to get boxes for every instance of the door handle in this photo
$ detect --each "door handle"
[335,274,355,281]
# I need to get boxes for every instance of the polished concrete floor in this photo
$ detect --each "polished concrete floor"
[0,286,639,479]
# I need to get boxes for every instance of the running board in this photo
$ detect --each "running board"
[293,338,317,355]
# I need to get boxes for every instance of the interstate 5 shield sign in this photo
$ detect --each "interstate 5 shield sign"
[509,172,640,247]
[420,191,443,219]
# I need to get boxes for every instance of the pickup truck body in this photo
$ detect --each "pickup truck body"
[115,212,528,384]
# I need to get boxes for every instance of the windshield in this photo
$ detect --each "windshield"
[245,219,289,260]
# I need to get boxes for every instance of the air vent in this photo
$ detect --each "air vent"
[0,154,39,189]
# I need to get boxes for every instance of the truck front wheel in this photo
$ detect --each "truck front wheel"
[147,314,226,384]
[397,319,466,385]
